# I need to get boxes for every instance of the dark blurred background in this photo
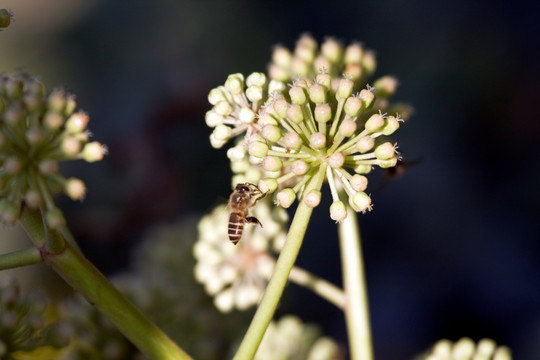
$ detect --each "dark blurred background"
[0,0,538,359]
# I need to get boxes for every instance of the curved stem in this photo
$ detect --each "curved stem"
[19,208,192,360]
[0,247,42,270]
[339,207,373,360]
[233,163,327,360]
[289,266,345,309]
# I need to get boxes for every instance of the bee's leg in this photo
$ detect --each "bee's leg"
[246,216,263,228]
[251,189,267,206]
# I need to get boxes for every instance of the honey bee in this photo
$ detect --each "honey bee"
[228,183,266,245]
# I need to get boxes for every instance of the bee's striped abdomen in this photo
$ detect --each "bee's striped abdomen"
[228,212,244,245]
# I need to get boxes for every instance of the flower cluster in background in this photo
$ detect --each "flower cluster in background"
[205,34,412,221]
[0,278,66,359]
[420,338,512,360]
[254,315,342,360]
[195,201,288,313]
[0,71,106,228]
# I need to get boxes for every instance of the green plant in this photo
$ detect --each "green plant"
[0,10,512,359]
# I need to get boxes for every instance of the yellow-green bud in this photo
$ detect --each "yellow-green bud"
[339,118,357,136]
[205,110,224,127]
[82,142,106,162]
[359,88,375,109]
[327,152,345,168]
[289,86,307,105]
[213,124,232,141]
[344,43,363,63]
[286,104,304,124]
[344,96,362,117]
[272,46,292,68]
[238,107,256,124]
[224,73,244,95]
[330,201,347,222]
[309,132,326,149]
[258,178,278,193]
[321,38,342,63]
[374,142,395,160]
[65,112,89,134]
[308,83,326,104]
[0,9,12,29]
[261,124,282,143]
[65,177,86,201]
[276,188,296,208]
[208,87,226,105]
[44,111,64,130]
[373,75,398,97]
[273,98,289,119]
[379,156,398,168]
[336,77,354,99]
[38,159,58,176]
[246,72,266,87]
[262,156,283,171]
[350,174,368,192]
[349,192,372,213]
[291,160,308,175]
[214,100,233,116]
[314,103,332,123]
[356,136,375,153]
[247,141,269,158]
[380,115,400,135]
[246,86,264,102]
[282,132,302,150]
[354,164,372,174]
[365,113,385,133]
[362,50,377,75]
[304,189,321,208]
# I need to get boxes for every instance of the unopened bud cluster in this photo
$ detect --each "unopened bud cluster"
[423,338,512,360]
[206,35,410,221]
[0,279,67,357]
[194,201,287,313]
[0,71,107,227]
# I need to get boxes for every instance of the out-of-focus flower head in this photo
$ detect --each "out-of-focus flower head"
[254,315,342,360]
[195,200,288,313]
[420,338,512,360]
[0,278,67,359]
[0,71,107,228]
[205,35,412,221]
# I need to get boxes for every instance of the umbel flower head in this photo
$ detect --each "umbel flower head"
[205,35,411,221]
[420,338,512,360]
[254,315,342,360]
[0,71,107,228]
[195,200,288,313]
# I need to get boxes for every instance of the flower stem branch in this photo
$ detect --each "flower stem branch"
[339,207,373,360]
[19,207,192,360]
[233,163,328,360]
[0,247,43,270]
[289,265,345,309]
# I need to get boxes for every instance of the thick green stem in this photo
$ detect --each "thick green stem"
[0,247,42,270]
[233,164,327,360]
[19,208,192,360]
[339,207,373,360]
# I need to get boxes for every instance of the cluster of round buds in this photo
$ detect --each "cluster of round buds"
[255,315,342,360]
[0,71,107,228]
[194,201,288,313]
[205,35,410,222]
[206,72,275,149]
[0,278,67,357]
[422,338,512,360]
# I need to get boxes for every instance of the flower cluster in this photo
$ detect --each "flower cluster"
[0,71,106,228]
[205,35,411,221]
[0,278,67,358]
[255,315,342,360]
[194,201,288,313]
[422,338,512,360]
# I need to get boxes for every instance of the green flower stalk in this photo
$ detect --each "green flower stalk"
[206,34,411,360]
[0,71,107,229]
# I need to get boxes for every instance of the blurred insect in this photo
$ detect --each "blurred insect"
[228,183,266,245]
[375,157,422,192]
